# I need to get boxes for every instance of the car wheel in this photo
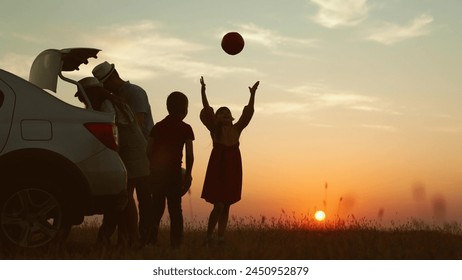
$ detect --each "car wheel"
[0,187,65,248]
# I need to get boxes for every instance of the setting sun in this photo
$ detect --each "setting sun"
[314,210,326,221]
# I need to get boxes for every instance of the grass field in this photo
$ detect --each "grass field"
[2,214,462,260]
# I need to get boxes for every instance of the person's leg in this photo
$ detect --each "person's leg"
[206,203,224,240]
[150,174,166,245]
[217,204,230,243]
[167,192,183,248]
[135,176,153,244]
[117,181,138,247]
[97,211,118,247]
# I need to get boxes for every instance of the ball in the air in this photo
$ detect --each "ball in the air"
[221,32,245,55]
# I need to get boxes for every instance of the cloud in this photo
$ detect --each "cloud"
[11,33,45,44]
[309,0,369,28]
[0,33,45,78]
[257,83,397,122]
[0,53,33,78]
[427,126,462,134]
[82,20,259,80]
[2,20,262,84]
[315,92,373,107]
[237,23,319,52]
[257,101,310,115]
[361,124,396,132]
[287,84,376,109]
[367,14,434,45]
[351,105,401,115]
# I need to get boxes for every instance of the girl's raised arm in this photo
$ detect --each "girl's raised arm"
[247,81,259,109]
[200,76,210,108]
[235,81,260,132]
[199,76,215,131]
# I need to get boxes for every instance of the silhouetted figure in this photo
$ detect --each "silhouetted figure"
[146,91,194,248]
[93,61,154,245]
[199,76,259,246]
[75,77,150,248]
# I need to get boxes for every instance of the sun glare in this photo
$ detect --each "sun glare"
[314,210,326,221]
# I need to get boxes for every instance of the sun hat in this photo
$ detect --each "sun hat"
[74,77,103,97]
[92,61,115,82]
[79,77,103,88]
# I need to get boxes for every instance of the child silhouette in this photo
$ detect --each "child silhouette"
[146,91,194,248]
[199,76,259,246]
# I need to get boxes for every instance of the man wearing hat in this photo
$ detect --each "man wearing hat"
[92,62,154,246]
[92,61,154,138]
[75,77,150,247]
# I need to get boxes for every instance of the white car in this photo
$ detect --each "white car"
[0,48,127,249]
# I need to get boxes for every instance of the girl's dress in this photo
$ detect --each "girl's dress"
[200,105,254,204]
[201,142,242,204]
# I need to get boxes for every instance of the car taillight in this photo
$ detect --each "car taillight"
[84,123,119,151]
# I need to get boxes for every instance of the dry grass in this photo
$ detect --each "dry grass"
[2,213,462,260]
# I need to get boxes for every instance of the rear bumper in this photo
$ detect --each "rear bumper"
[77,149,127,196]
[77,149,128,215]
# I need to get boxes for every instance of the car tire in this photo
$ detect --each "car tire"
[0,185,70,249]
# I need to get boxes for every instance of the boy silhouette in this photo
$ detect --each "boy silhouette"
[146,91,194,248]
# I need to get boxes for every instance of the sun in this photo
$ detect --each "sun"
[314,210,326,221]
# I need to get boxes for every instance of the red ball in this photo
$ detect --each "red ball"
[221,32,245,55]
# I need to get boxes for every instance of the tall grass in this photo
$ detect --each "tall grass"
[2,213,462,260]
